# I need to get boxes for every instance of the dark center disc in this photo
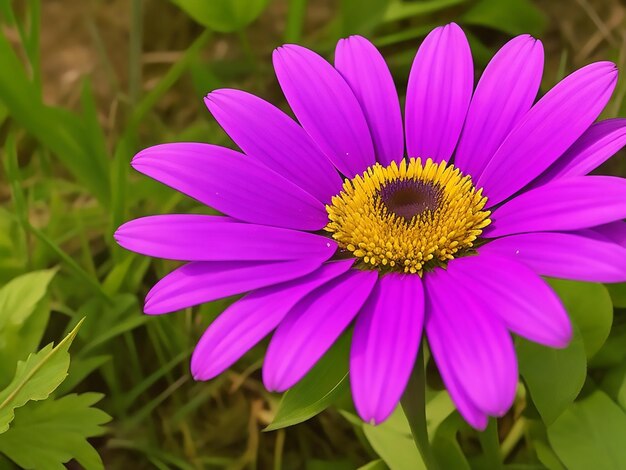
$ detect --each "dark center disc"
[379,179,441,221]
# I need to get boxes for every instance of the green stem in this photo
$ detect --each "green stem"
[401,342,438,470]
[479,418,502,469]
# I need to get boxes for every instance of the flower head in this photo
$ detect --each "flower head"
[116,23,626,429]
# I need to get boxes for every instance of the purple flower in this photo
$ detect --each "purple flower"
[115,23,626,429]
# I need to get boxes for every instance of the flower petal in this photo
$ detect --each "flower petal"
[425,268,518,418]
[428,340,488,430]
[204,89,342,203]
[486,176,626,237]
[335,35,404,166]
[478,61,618,206]
[144,258,326,315]
[191,260,354,380]
[591,221,626,247]
[534,118,626,186]
[115,215,337,261]
[405,23,473,163]
[273,44,375,177]
[263,269,377,391]
[480,232,626,283]
[350,274,424,424]
[131,143,327,231]
[455,35,544,179]
[446,254,572,348]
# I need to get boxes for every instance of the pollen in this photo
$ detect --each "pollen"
[325,158,491,274]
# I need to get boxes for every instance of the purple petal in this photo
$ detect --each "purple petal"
[455,35,544,179]
[425,268,518,418]
[478,61,618,206]
[428,338,488,430]
[131,143,327,231]
[446,254,572,348]
[263,269,377,391]
[534,118,626,186]
[115,215,337,261]
[191,260,354,380]
[405,23,473,163]
[273,45,375,177]
[144,258,327,315]
[335,35,404,166]
[204,89,342,203]
[486,176,626,237]
[591,221,626,247]
[350,274,424,424]
[480,232,626,283]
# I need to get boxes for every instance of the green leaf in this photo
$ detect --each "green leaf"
[340,0,390,35]
[547,391,626,470]
[363,408,426,470]
[171,0,270,33]
[548,279,613,359]
[432,413,471,470]
[266,333,350,431]
[462,0,547,36]
[517,325,586,424]
[618,374,626,411]
[0,269,56,329]
[0,319,83,433]
[384,0,466,22]
[534,440,566,470]
[606,283,626,309]
[0,392,111,470]
[0,269,56,385]
[358,460,388,470]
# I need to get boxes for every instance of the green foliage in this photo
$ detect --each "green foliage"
[0,393,110,470]
[0,0,625,467]
[462,0,547,36]
[0,320,82,433]
[431,414,471,470]
[267,332,350,431]
[172,0,270,32]
[363,408,426,470]
[517,326,587,425]
[547,391,626,470]
[548,279,613,359]
[0,269,56,385]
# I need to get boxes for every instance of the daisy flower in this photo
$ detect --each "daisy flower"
[115,23,626,429]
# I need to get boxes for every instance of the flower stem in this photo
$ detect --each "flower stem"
[479,418,502,469]
[401,342,438,470]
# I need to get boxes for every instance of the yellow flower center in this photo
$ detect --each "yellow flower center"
[325,158,491,274]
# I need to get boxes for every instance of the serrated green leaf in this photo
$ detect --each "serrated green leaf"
[0,392,111,470]
[0,319,83,433]
[266,333,350,431]
[517,324,586,425]
[171,0,270,32]
[547,391,626,470]
[462,0,547,36]
[548,279,613,359]
[0,269,57,386]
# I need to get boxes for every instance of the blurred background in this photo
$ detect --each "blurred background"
[1,0,626,469]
